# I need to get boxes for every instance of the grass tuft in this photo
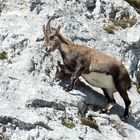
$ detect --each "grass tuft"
[137,88,140,94]
[104,24,116,34]
[81,117,98,129]
[104,17,137,34]
[110,18,137,29]
[0,51,8,60]
[63,121,75,129]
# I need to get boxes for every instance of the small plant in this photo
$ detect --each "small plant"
[110,18,137,29]
[137,88,140,94]
[0,51,8,60]
[104,17,137,33]
[81,117,98,129]
[63,121,75,129]
[104,24,116,34]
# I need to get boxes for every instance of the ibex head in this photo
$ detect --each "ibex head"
[43,17,61,52]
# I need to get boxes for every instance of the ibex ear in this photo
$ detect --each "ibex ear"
[43,25,46,35]
[54,25,61,36]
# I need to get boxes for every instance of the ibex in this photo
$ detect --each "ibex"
[43,17,131,119]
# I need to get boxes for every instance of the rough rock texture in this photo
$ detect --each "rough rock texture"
[0,0,140,139]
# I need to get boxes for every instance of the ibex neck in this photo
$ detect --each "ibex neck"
[58,42,69,59]
[57,33,71,59]
[57,33,71,45]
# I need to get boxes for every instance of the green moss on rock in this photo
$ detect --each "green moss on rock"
[110,18,137,29]
[63,121,75,129]
[0,51,8,60]
[137,88,140,94]
[81,117,98,129]
[104,24,116,34]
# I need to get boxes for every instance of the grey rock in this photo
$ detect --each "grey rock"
[0,0,140,139]
[30,0,44,13]
[86,0,96,11]
[0,0,2,15]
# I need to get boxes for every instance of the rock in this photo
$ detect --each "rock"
[0,0,140,139]
[0,0,2,15]
[27,99,66,111]
[136,60,140,92]
[126,23,140,48]
[30,0,44,13]
[86,0,96,11]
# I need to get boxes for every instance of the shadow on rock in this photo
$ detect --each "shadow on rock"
[58,74,107,105]
[58,75,140,130]
[126,114,140,130]
[105,102,140,130]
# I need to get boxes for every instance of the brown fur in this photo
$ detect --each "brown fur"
[57,42,131,90]
[43,18,132,119]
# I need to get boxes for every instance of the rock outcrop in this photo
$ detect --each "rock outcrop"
[0,0,140,139]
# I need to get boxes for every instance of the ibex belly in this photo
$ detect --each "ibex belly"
[82,72,116,92]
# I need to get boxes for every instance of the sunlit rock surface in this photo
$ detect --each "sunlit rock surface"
[0,0,140,139]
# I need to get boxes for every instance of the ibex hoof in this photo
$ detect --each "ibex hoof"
[63,85,73,92]
[99,108,109,114]
[102,108,108,113]
[99,103,114,114]
[121,115,129,122]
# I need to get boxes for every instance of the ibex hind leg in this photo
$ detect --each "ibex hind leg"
[115,80,131,120]
[101,88,116,113]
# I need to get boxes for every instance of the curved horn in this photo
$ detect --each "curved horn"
[54,25,61,36]
[46,16,52,32]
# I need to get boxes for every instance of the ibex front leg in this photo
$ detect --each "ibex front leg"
[55,61,66,81]
[64,67,84,92]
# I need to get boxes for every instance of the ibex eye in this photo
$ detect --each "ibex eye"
[50,36,54,40]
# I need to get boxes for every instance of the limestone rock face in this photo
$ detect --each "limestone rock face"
[0,0,140,139]
[86,0,96,11]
